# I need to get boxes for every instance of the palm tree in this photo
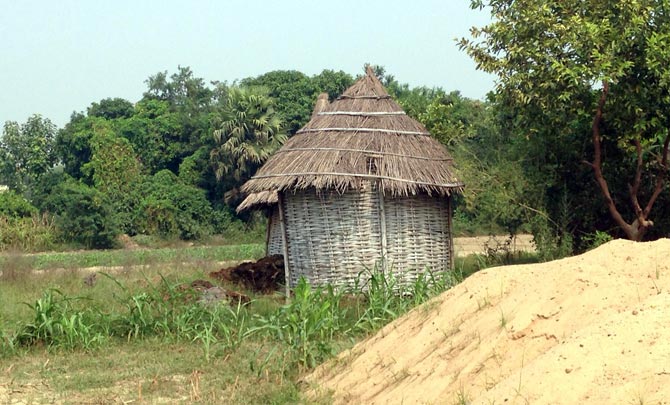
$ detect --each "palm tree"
[210,87,287,201]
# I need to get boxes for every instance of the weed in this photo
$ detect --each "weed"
[15,289,106,350]
[499,309,508,330]
[0,326,18,358]
[477,296,491,310]
[253,279,348,368]
[193,318,217,362]
[2,244,487,403]
[4,243,265,271]
[454,385,471,405]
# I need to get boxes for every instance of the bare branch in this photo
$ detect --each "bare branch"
[643,130,670,217]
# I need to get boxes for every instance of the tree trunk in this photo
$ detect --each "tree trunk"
[588,81,669,241]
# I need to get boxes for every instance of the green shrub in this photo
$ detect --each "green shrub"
[137,170,216,240]
[0,190,37,218]
[583,230,613,250]
[43,180,119,249]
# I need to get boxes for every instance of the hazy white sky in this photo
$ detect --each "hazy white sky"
[1,0,494,128]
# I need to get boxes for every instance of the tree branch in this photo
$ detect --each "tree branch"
[643,130,670,217]
[628,138,644,220]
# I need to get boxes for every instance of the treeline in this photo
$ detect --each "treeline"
[0,67,360,249]
[3,55,670,254]
[0,64,508,251]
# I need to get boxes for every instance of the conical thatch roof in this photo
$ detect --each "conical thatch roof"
[237,66,464,212]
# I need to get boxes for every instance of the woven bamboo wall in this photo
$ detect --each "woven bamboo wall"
[267,207,283,256]
[278,184,453,289]
[383,195,451,284]
[283,185,382,287]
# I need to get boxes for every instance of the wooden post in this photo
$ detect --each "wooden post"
[264,209,272,256]
[447,197,454,270]
[378,186,388,273]
[277,194,291,301]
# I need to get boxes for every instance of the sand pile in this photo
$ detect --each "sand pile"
[307,239,670,404]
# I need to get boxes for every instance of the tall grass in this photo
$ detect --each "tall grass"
[2,266,459,371]
[0,214,59,252]
[14,289,106,351]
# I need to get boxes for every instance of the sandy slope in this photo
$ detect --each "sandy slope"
[307,239,670,404]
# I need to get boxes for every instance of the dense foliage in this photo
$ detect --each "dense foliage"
[4,22,670,253]
[461,0,670,243]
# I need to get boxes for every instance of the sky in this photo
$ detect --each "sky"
[0,0,495,128]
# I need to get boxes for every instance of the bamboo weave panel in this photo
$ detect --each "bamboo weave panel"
[383,195,451,284]
[282,186,382,287]
[267,207,283,256]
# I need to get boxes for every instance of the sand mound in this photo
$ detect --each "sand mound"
[307,239,670,404]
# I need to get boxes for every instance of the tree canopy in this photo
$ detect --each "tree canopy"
[461,0,670,241]
[0,115,57,194]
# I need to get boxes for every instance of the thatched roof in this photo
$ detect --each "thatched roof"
[238,66,464,211]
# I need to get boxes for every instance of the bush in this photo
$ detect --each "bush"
[583,230,613,250]
[0,190,37,218]
[137,170,216,240]
[43,180,119,249]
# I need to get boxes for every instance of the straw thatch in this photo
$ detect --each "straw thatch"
[238,66,463,210]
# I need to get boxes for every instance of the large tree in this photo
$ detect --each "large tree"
[241,69,354,135]
[0,115,57,194]
[210,87,287,202]
[461,0,670,241]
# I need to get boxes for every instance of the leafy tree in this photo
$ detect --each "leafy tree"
[87,98,135,120]
[56,113,98,182]
[419,91,488,146]
[137,170,217,239]
[210,86,287,202]
[311,69,354,102]
[241,69,354,134]
[396,86,443,120]
[83,121,144,234]
[116,99,183,173]
[240,70,313,134]
[0,115,57,194]
[141,66,215,173]
[144,66,213,111]
[461,0,670,241]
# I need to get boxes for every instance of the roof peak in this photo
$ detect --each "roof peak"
[340,65,390,99]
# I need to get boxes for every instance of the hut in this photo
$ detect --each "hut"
[237,66,464,289]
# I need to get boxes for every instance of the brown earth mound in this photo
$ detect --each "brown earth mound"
[210,254,284,292]
[307,239,670,404]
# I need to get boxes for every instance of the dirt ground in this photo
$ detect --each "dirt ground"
[453,234,535,257]
[307,239,670,404]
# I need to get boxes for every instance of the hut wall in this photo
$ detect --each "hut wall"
[282,185,382,287]
[267,206,283,256]
[383,195,452,284]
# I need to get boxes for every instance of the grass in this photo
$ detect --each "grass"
[0,243,264,271]
[0,246,536,404]
[499,308,509,330]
